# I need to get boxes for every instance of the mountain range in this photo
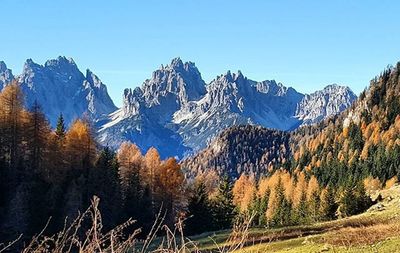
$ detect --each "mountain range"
[98,58,356,158]
[0,57,357,158]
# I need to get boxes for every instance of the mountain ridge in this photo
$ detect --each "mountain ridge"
[0,56,117,126]
[98,57,357,158]
[0,56,357,158]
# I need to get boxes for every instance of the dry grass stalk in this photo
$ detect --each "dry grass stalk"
[0,198,259,253]
[322,220,400,248]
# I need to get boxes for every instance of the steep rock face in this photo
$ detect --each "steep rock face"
[16,56,116,126]
[173,71,303,151]
[295,84,357,125]
[121,58,206,120]
[99,58,357,158]
[0,61,14,90]
[98,58,207,158]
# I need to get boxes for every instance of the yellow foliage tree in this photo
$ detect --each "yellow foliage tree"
[144,147,161,193]
[233,174,256,212]
[293,171,307,207]
[117,142,143,189]
[306,175,319,201]
[0,82,26,168]
[65,119,96,170]
[363,176,382,194]
[385,176,398,189]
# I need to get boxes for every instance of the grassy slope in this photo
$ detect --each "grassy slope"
[192,185,400,252]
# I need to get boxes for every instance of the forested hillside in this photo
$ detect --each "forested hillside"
[290,63,400,187]
[182,125,290,179]
[0,81,185,246]
[183,63,400,232]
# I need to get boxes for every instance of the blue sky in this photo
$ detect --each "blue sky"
[1,0,399,106]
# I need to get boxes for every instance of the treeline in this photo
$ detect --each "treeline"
[185,169,372,235]
[0,82,186,243]
[232,170,373,226]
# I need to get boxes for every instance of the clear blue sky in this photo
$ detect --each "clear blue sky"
[1,0,399,106]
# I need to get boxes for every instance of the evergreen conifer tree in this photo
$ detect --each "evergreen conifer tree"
[185,182,213,235]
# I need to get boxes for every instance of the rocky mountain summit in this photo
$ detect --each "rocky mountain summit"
[98,58,357,158]
[295,84,357,125]
[0,56,117,126]
[0,61,14,90]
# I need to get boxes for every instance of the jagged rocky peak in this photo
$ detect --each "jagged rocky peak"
[122,87,143,116]
[0,61,14,90]
[215,70,245,83]
[120,57,207,119]
[23,58,41,72]
[83,69,117,116]
[322,83,354,94]
[21,57,84,88]
[164,57,198,73]
[0,61,7,72]
[100,58,357,159]
[208,70,249,94]
[295,83,357,124]
[168,57,184,70]
[256,80,297,96]
[142,57,206,105]
[45,56,76,67]
[45,56,84,83]
[203,70,250,112]
[86,69,103,88]
[16,56,116,126]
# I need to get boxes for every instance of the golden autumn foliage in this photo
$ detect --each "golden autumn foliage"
[142,147,161,195]
[306,175,319,201]
[117,143,185,225]
[385,176,398,189]
[363,176,382,194]
[233,174,256,212]
[0,82,27,167]
[157,157,184,201]
[65,119,97,169]
[117,142,143,188]
[343,126,349,138]
[293,171,307,207]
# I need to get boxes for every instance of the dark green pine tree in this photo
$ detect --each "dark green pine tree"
[258,188,270,226]
[185,182,214,235]
[338,188,356,217]
[55,113,66,139]
[319,185,337,221]
[88,148,122,230]
[309,190,321,222]
[352,182,373,214]
[295,190,309,224]
[247,190,260,226]
[339,182,372,218]
[212,175,237,230]
[272,178,292,226]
